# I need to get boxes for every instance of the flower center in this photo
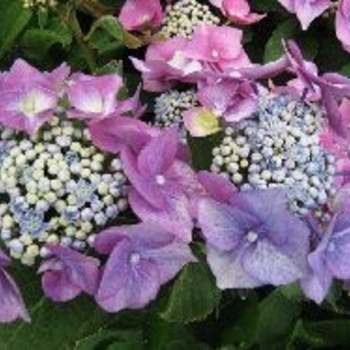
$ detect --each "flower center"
[129,252,141,265]
[156,175,166,185]
[246,230,258,243]
[211,50,219,59]
[19,89,54,118]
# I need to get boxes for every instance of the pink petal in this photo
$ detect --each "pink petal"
[137,128,179,176]
[121,148,166,209]
[197,171,236,203]
[119,0,163,31]
[129,189,194,242]
[96,239,160,313]
[295,0,330,30]
[0,269,30,323]
[89,115,157,154]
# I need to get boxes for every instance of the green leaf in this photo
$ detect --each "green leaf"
[87,15,124,56]
[95,60,123,75]
[341,63,350,78]
[221,293,259,348]
[187,132,223,170]
[0,0,32,63]
[264,19,298,62]
[21,28,71,60]
[291,319,350,348]
[279,283,304,302]
[161,262,220,323]
[75,330,143,350]
[256,290,302,350]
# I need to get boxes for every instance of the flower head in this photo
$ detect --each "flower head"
[121,128,199,241]
[119,0,163,31]
[67,73,123,121]
[95,222,195,313]
[198,189,310,289]
[0,59,65,135]
[160,0,220,38]
[211,0,266,25]
[0,118,129,266]
[184,25,251,71]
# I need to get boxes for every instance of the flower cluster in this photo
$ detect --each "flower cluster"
[154,89,198,140]
[159,0,220,38]
[211,94,337,215]
[0,117,128,266]
[4,0,350,327]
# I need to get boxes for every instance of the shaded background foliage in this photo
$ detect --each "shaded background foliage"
[1,0,350,349]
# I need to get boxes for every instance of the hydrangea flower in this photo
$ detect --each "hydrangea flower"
[0,249,29,323]
[131,35,202,92]
[67,73,123,120]
[0,117,129,266]
[0,59,67,135]
[336,0,350,53]
[278,0,330,30]
[38,244,100,302]
[119,0,163,31]
[197,79,255,120]
[160,0,220,38]
[121,128,199,242]
[301,212,350,303]
[210,0,266,25]
[198,189,310,289]
[95,222,196,313]
[184,25,251,71]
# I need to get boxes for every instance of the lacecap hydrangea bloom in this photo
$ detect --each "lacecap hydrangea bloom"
[0,59,196,322]
[130,2,350,302]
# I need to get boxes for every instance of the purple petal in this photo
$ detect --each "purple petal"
[198,198,254,251]
[300,238,333,304]
[325,214,350,279]
[0,269,30,323]
[129,189,194,242]
[300,269,333,304]
[41,266,83,302]
[142,240,196,284]
[197,171,236,203]
[230,189,308,246]
[242,238,307,285]
[44,245,100,297]
[137,128,179,176]
[122,148,166,209]
[89,115,157,154]
[207,246,262,289]
[96,239,160,313]
[294,0,330,30]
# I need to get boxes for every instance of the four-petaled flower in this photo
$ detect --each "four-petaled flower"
[95,222,195,313]
[198,189,310,289]
[121,128,200,242]
[0,59,68,135]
